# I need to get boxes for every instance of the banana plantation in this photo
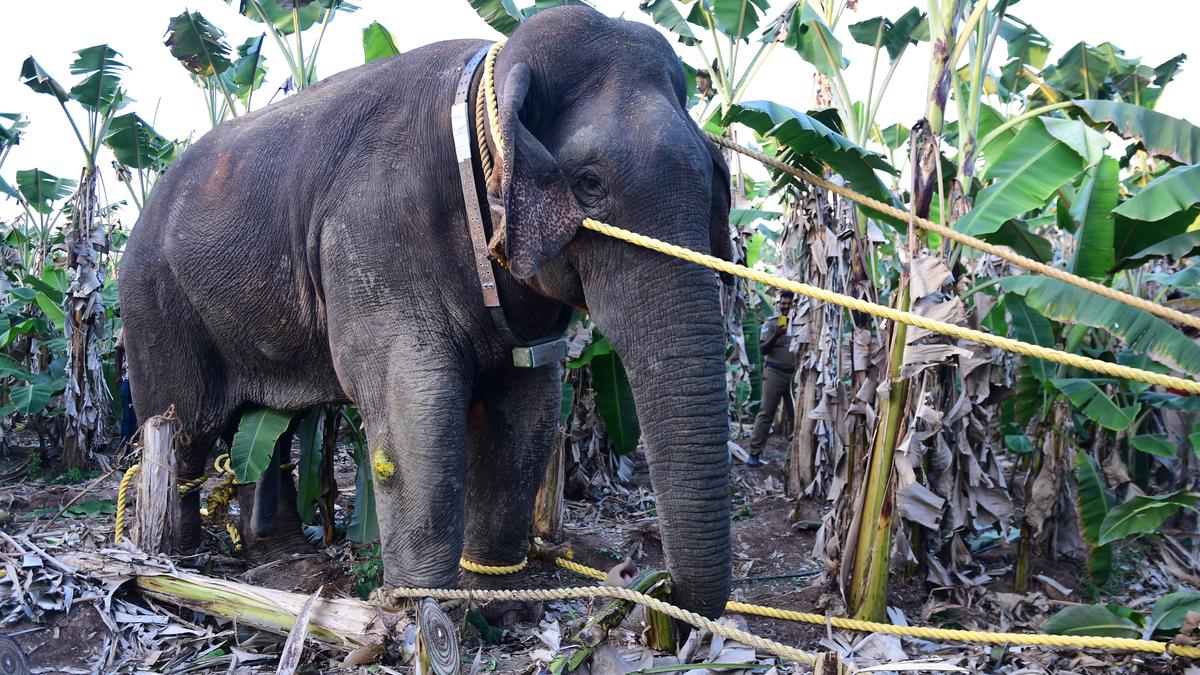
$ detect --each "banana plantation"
[3,0,1200,673]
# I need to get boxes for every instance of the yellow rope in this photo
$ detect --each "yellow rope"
[114,463,139,545]
[482,40,506,162]
[177,473,208,496]
[550,557,1200,658]
[580,218,1200,395]
[380,584,817,665]
[460,556,529,575]
[475,70,494,183]
[555,556,606,581]
[703,132,1200,332]
[226,522,243,554]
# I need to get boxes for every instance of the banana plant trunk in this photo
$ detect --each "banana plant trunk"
[62,165,110,469]
[844,122,939,620]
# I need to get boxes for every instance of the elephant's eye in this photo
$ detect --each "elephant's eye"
[572,172,607,207]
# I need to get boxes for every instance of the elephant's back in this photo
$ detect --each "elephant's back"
[121,39,487,383]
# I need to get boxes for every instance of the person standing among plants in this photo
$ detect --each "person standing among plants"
[746,291,795,466]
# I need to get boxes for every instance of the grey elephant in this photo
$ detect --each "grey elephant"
[120,6,733,618]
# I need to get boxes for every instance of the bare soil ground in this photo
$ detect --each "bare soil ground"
[0,432,1193,673]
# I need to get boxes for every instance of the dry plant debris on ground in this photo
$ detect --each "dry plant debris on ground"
[1,436,1199,674]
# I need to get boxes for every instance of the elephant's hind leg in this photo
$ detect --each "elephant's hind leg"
[237,423,316,561]
[124,275,237,553]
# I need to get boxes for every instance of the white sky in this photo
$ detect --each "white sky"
[3,0,1199,221]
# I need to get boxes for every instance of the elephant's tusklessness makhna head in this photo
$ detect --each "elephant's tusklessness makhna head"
[491,6,734,619]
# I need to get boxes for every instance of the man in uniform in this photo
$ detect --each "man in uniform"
[747,291,795,466]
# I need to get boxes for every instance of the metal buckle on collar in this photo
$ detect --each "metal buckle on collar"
[512,339,569,368]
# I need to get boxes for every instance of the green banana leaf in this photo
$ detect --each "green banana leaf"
[465,0,522,35]
[999,16,1050,71]
[221,35,268,101]
[1150,591,1200,634]
[847,7,923,62]
[876,123,909,151]
[1121,231,1200,269]
[165,12,232,79]
[1112,165,1200,267]
[1068,156,1119,281]
[19,57,70,103]
[773,2,846,80]
[8,379,55,415]
[639,0,698,45]
[295,407,324,523]
[0,355,33,382]
[104,114,177,172]
[68,45,127,114]
[1074,451,1112,586]
[985,220,1053,262]
[1130,434,1177,457]
[362,21,400,62]
[15,169,75,215]
[1042,117,1108,169]
[465,0,587,36]
[955,119,1085,237]
[230,408,293,483]
[688,0,770,41]
[591,349,641,454]
[240,0,324,35]
[1115,165,1200,222]
[1043,604,1139,638]
[1040,42,1138,101]
[1005,294,1055,382]
[999,275,1200,376]
[723,102,899,225]
[1097,489,1200,545]
[1051,378,1139,431]
[1074,99,1200,165]
[345,408,379,544]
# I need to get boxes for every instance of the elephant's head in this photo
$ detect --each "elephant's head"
[491,7,733,618]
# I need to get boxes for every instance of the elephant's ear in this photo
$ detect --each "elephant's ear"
[500,63,582,279]
[705,138,735,285]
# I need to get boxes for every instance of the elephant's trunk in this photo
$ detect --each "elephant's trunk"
[584,252,731,619]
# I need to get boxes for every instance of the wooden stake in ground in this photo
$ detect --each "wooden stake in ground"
[812,651,849,675]
[133,413,179,554]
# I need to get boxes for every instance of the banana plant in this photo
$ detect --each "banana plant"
[103,113,178,209]
[165,11,269,125]
[20,44,131,468]
[227,0,357,91]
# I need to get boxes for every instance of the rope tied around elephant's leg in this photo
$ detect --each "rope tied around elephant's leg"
[460,556,529,575]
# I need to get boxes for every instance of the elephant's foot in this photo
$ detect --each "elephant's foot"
[460,568,545,628]
[236,483,315,563]
[239,519,315,563]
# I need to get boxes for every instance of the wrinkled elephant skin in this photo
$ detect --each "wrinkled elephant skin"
[120,6,733,618]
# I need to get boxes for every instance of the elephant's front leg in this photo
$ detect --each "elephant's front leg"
[462,364,562,581]
[366,368,471,589]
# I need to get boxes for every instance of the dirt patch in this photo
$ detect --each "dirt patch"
[8,602,111,672]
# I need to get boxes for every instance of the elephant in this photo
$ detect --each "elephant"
[119,5,734,618]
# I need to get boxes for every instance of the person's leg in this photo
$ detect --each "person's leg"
[781,370,795,441]
[749,367,785,458]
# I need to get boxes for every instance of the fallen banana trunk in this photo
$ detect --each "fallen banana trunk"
[58,549,402,653]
